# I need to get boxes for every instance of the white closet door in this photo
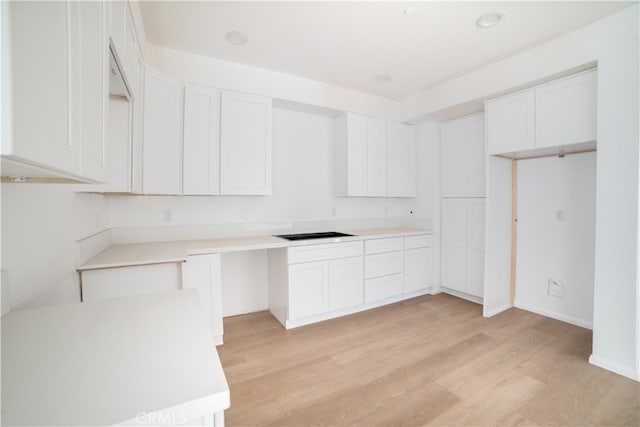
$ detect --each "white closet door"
[466,114,486,198]
[466,198,486,297]
[441,198,468,292]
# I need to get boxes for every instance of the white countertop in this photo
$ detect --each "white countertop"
[78,227,431,271]
[1,290,230,426]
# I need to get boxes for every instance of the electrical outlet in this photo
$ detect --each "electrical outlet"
[240,208,248,222]
[547,278,565,298]
[163,210,172,223]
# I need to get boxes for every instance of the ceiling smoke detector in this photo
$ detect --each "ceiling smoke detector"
[225,31,248,46]
[476,11,503,29]
[374,74,392,84]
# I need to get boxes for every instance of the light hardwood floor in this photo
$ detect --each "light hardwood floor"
[218,294,639,426]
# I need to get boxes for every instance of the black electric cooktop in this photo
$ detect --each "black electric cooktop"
[274,231,355,241]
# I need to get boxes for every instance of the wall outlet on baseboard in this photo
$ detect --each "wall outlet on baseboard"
[547,278,565,298]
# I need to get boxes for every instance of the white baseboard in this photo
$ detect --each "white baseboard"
[283,287,433,329]
[514,302,592,330]
[589,354,639,382]
[441,287,483,305]
[483,303,513,317]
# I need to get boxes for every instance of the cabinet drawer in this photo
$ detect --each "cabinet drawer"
[288,241,363,264]
[364,274,403,303]
[365,251,402,279]
[404,234,432,250]
[365,237,403,254]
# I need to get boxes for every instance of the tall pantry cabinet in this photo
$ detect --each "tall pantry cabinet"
[440,113,486,299]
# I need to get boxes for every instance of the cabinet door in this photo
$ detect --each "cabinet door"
[130,52,145,194]
[441,198,468,292]
[183,254,224,344]
[387,122,416,197]
[328,256,364,311]
[466,199,486,298]
[366,117,387,196]
[142,66,182,195]
[288,261,328,320]
[72,1,108,182]
[102,95,132,192]
[535,70,597,149]
[183,85,221,195]
[122,7,138,88]
[441,119,468,198]
[466,114,486,197]
[404,247,432,293]
[108,0,125,62]
[220,91,272,195]
[346,114,368,196]
[486,90,535,155]
[7,1,79,173]
[365,251,403,279]
[364,274,403,303]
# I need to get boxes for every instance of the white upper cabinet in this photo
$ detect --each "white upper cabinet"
[535,70,597,149]
[486,69,597,157]
[2,1,110,183]
[441,113,485,198]
[335,113,416,198]
[4,1,76,173]
[335,113,367,196]
[142,66,182,195]
[486,90,535,155]
[72,1,108,183]
[387,122,417,197]
[220,91,272,195]
[366,118,388,197]
[108,0,125,65]
[183,85,221,195]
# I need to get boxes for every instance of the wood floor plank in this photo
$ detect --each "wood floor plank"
[218,294,639,427]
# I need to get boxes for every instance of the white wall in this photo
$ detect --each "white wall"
[0,184,108,309]
[515,152,596,328]
[108,108,424,227]
[145,44,403,122]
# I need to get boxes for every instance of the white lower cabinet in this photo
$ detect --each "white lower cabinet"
[268,234,432,329]
[404,247,433,293]
[289,261,329,320]
[328,256,364,311]
[403,234,433,293]
[364,237,404,303]
[182,254,224,345]
[287,242,364,321]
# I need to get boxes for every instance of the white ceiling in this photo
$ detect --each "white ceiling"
[140,1,631,101]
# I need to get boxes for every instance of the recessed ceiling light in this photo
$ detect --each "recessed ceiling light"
[476,11,503,29]
[374,74,392,84]
[225,31,248,46]
[403,7,416,15]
